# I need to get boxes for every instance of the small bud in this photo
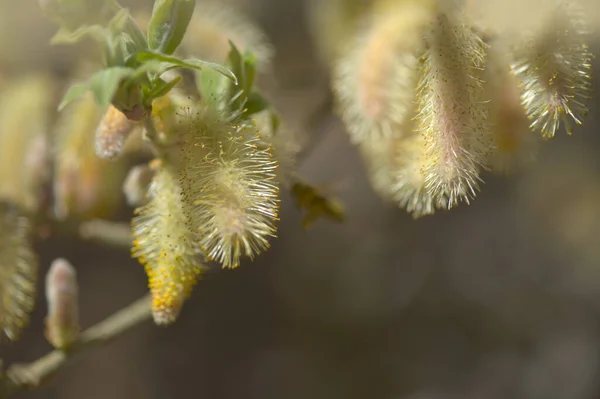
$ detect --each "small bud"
[123,164,154,207]
[147,0,196,55]
[45,258,79,349]
[95,105,136,160]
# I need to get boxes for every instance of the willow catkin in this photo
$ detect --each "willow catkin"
[333,0,434,144]
[132,165,205,325]
[0,201,38,342]
[360,114,439,219]
[510,1,592,138]
[180,106,280,269]
[416,9,491,208]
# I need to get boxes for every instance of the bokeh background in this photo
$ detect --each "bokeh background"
[3,1,600,398]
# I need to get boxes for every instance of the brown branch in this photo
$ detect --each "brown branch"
[1,295,152,397]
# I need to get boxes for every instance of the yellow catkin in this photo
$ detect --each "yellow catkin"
[131,166,205,325]
[0,201,38,342]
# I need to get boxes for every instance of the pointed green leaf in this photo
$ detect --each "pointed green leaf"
[58,67,135,111]
[58,83,90,111]
[146,76,182,104]
[136,51,237,84]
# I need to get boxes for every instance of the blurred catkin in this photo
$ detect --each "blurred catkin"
[0,201,38,343]
[0,75,54,213]
[510,1,592,138]
[333,0,434,144]
[45,258,80,349]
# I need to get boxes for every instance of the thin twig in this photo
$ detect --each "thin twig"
[79,219,132,248]
[2,295,152,396]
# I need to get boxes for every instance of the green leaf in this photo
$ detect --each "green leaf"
[227,43,257,92]
[58,67,135,111]
[196,67,226,105]
[145,76,182,105]
[136,51,237,84]
[147,0,195,55]
[58,83,89,111]
[89,67,135,107]
[221,42,260,112]
[244,92,269,117]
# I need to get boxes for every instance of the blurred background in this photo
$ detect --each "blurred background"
[3,0,600,398]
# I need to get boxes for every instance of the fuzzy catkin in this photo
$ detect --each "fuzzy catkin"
[333,0,434,144]
[132,165,204,325]
[510,1,592,138]
[416,10,491,208]
[179,106,280,269]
